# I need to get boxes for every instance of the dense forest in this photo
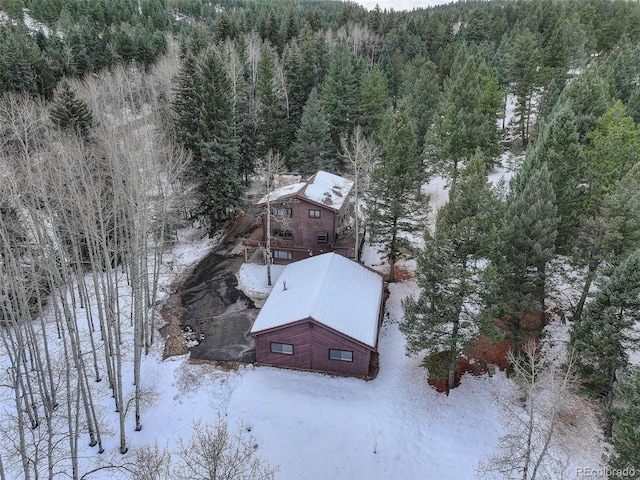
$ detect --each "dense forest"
[1,0,640,478]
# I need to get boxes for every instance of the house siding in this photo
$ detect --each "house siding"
[254,318,372,377]
[266,199,345,263]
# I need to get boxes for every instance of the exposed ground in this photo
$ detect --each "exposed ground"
[180,252,258,363]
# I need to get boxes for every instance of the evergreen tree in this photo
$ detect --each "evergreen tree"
[572,249,640,436]
[256,46,288,158]
[530,105,583,250]
[505,27,540,147]
[609,367,640,472]
[291,88,334,174]
[172,54,200,152]
[573,163,640,326]
[284,30,328,142]
[405,59,440,150]
[401,152,499,394]
[214,9,237,43]
[283,5,300,43]
[49,80,93,136]
[489,157,558,352]
[582,100,640,216]
[172,47,243,230]
[357,65,388,137]
[322,44,359,154]
[558,68,612,141]
[425,49,501,185]
[366,104,424,283]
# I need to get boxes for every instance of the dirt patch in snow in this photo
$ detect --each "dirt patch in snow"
[426,312,551,393]
[393,264,415,282]
[160,288,189,359]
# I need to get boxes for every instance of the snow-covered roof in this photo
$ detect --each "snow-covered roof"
[257,171,353,211]
[249,253,383,348]
[256,182,306,204]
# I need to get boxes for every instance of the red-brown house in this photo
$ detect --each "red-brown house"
[256,171,360,264]
[248,252,384,378]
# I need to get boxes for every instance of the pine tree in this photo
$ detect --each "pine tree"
[172,47,243,230]
[49,80,93,137]
[490,157,558,352]
[572,249,640,436]
[530,105,583,250]
[357,65,388,137]
[256,46,288,158]
[505,28,541,147]
[291,88,334,174]
[405,59,440,150]
[401,152,499,393]
[366,104,424,283]
[172,54,200,152]
[322,44,359,154]
[425,50,501,185]
[573,163,640,325]
[582,100,640,216]
[609,367,640,472]
[557,68,612,141]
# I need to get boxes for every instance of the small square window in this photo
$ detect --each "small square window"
[317,231,328,243]
[273,250,293,260]
[309,209,321,218]
[329,349,353,362]
[271,342,294,355]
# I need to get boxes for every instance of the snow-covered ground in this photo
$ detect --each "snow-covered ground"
[0,216,606,479]
[237,263,286,307]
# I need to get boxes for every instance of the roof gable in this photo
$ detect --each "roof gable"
[257,171,353,211]
[249,253,383,348]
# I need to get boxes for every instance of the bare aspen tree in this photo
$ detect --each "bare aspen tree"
[174,418,278,480]
[245,31,263,102]
[0,51,189,476]
[478,341,576,480]
[126,442,172,480]
[341,126,379,262]
[255,150,287,286]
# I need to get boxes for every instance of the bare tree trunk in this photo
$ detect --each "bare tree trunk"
[341,127,378,262]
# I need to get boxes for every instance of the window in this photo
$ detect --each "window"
[309,209,321,218]
[273,250,293,260]
[317,231,328,243]
[275,207,292,217]
[273,229,293,239]
[329,349,353,362]
[271,342,294,355]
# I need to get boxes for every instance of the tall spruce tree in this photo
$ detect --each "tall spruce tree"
[582,100,640,216]
[322,44,359,155]
[609,367,640,472]
[357,65,388,137]
[572,249,640,436]
[505,27,541,147]
[425,49,501,185]
[256,45,289,158]
[405,59,440,150]
[49,81,93,136]
[489,157,558,352]
[366,104,424,283]
[401,152,499,394]
[573,163,640,325]
[172,47,243,230]
[529,105,583,250]
[291,88,334,174]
